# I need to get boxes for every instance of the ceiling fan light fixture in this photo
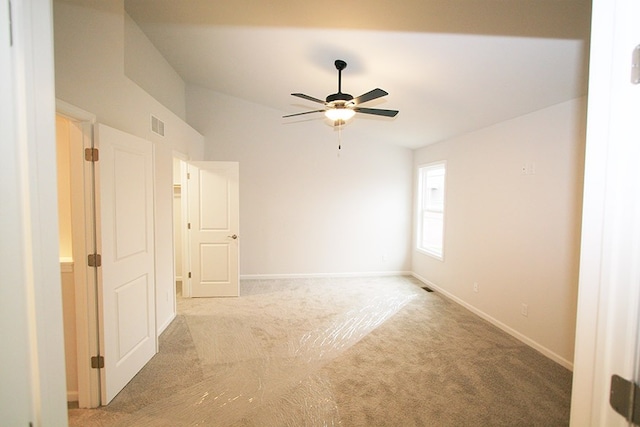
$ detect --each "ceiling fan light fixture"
[325,108,355,122]
[283,60,398,122]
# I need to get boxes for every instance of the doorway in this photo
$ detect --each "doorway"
[56,114,79,404]
[55,110,101,409]
[173,157,188,299]
[173,160,241,299]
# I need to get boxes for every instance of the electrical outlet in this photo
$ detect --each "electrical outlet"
[473,282,479,293]
[521,303,528,317]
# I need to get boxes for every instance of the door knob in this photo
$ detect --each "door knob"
[228,234,238,239]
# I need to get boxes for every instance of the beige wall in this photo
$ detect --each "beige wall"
[56,115,73,259]
[187,86,414,276]
[56,115,78,401]
[413,98,586,367]
[124,12,187,121]
[60,264,78,401]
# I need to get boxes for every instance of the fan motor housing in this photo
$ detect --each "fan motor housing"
[326,92,354,103]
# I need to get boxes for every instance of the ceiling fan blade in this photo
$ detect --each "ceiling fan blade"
[353,107,399,117]
[291,93,326,104]
[282,109,326,118]
[353,88,388,105]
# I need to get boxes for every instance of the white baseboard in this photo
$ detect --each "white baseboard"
[157,312,176,336]
[60,259,74,273]
[67,390,78,402]
[240,271,413,280]
[411,273,573,371]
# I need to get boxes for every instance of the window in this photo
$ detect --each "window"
[417,162,446,259]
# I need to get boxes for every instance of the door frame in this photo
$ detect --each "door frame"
[569,0,640,424]
[56,100,101,408]
[173,155,191,298]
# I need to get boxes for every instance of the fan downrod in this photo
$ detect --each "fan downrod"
[327,59,353,103]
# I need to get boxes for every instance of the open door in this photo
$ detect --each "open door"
[95,124,157,403]
[186,162,240,297]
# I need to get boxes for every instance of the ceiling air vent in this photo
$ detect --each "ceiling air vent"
[151,115,165,137]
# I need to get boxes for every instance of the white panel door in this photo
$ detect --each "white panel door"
[187,162,239,297]
[96,124,156,403]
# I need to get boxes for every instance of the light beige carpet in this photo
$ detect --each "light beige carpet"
[68,276,572,426]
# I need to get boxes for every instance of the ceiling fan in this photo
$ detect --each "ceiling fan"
[283,60,399,124]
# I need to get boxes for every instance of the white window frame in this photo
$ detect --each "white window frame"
[417,161,446,260]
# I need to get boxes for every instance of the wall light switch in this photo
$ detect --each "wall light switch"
[521,162,537,175]
[526,162,536,175]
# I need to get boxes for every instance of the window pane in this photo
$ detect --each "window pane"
[426,170,445,212]
[421,211,443,251]
[418,162,446,259]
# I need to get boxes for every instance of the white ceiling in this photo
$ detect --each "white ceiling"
[125,0,591,149]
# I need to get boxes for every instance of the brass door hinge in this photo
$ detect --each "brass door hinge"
[632,45,640,85]
[91,355,104,369]
[84,147,99,162]
[188,272,192,279]
[88,253,102,267]
[610,374,640,425]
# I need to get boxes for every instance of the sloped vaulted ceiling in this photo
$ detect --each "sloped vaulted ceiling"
[125,0,591,149]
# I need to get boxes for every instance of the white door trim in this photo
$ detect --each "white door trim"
[570,0,640,424]
[56,101,101,408]
[1,0,37,423]
[2,0,68,424]
[176,157,191,298]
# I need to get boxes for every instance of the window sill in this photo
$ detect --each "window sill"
[417,247,443,261]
